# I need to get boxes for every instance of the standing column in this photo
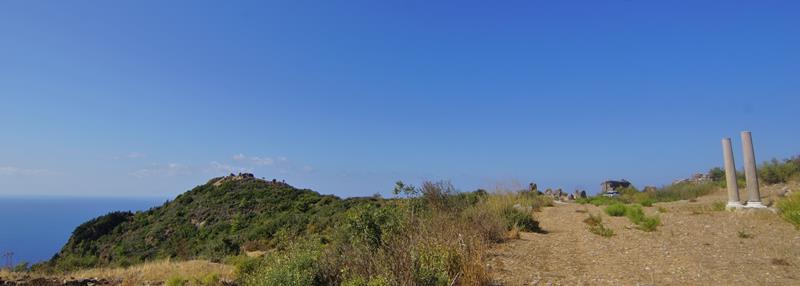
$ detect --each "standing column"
[741,131,765,208]
[722,138,742,209]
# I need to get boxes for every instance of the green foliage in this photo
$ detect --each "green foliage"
[604,204,627,217]
[584,213,614,237]
[198,273,220,286]
[413,246,460,286]
[588,223,615,237]
[241,239,324,286]
[341,204,404,249]
[708,167,725,182]
[639,199,655,207]
[49,176,376,271]
[583,196,620,206]
[650,182,717,202]
[760,157,800,185]
[342,275,391,286]
[623,205,645,223]
[13,261,29,272]
[500,207,540,232]
[777,191,800,228]
[636,216,661,232]
[603,203,660,232]
[165,276,186,286]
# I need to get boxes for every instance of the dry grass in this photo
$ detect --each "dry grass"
[68,260,235,286]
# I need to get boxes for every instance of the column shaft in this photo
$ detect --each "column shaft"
[741,131,762,204]
[721,138,740,205]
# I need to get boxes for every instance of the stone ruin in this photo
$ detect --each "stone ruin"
[534,182,586,202]
[210,172,288,187]
[672,173,712,185]
[601,179,632,194]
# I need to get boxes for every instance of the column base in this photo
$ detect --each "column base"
[726,201,745,210]
[745,201,767,208]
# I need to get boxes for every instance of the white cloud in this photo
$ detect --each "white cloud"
[228,154,314,174]
[126,152,145,159]
[0,166,56,176]
[130,163,190,178]
[206,161,252,175]
[232,154,275,166]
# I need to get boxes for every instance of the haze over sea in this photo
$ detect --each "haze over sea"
[0,197,163,265]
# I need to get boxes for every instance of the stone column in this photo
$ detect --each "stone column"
[741,131,765,208]
[722,138,742,209]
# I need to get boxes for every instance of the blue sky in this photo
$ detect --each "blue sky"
[1,1,798,198]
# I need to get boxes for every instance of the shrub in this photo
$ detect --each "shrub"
[640,199,654,207]
[604,204,627,217]
[588,223,615,237]
[586,196,619,206]
[341,204,405,249]
[583,213,603,226]
[637,216,660,232]
[760,158,800,185]
[241,240,324,286]
[413,246,460,286]
[500,207,540,232]
[711,202,726,211]
[624,205,646,224]
[165,276,186,286]
[777,191,800,228]
[584,215,614,237]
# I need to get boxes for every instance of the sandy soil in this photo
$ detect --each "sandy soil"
[488,187,800,285]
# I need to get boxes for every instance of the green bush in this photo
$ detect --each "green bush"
[165,276,186,286]
[341,204,405,249]
[624,205,645,224]
[777,191,800,228]
[241,240,324,286]
[586,196,620,206]
[588,223,615,237]
[342,275,391,286]
[637,216,660,232]
[604,204,627,217]
[413,246,460,286]
[500,207,540,232]
[640,199,654,207]
[760,158,800,185]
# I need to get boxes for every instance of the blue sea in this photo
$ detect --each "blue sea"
[0,197,164,265]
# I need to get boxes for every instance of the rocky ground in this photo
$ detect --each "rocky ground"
[488,187,800,285]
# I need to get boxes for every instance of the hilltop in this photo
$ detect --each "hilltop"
[43,173,377,271]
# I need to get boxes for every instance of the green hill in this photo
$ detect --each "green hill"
[46,173,375,271]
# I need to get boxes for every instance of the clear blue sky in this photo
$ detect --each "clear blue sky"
[1,1,798,198]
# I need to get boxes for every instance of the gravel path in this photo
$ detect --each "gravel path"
[488,192,800,285]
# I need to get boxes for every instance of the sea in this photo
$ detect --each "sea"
[0,197,164,266]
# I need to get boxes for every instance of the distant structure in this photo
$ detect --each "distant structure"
[673,173,712,185]
[601,180,631,194]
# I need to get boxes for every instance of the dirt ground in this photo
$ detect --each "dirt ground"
[488,187,800,285]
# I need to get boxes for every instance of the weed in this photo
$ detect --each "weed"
[604,204,627,217]
[737,230,752,239]
[711,202,726,211]
[583,213,603,227]
[777,191,800,228]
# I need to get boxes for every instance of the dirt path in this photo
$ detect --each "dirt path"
[488,192,800,285]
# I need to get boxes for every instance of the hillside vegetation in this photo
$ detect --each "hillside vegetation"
[39,174,551,285]
[43,174,374,271]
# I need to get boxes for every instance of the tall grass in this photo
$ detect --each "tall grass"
[777,191,800,229]
[68,260,234,286]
